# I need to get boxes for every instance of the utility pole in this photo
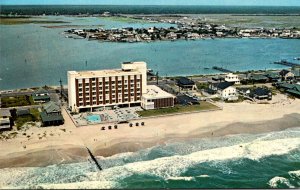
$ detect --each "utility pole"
[156,71,159,85]
[59,78,63,101]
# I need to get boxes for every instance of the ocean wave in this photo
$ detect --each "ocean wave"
[288,170,300,179]
[166,176,195,181]
[197,175,210,178]
[2,181,118,189]
[87,137,300,182]
[1,133,299,188]
[268,177,295,188]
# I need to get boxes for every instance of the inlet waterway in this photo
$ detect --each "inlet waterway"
[1,16,300,90]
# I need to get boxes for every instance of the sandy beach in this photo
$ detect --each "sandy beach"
[0,94,299,169]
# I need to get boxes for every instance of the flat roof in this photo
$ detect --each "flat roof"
[142,85,175,100]
[68,68,142,78]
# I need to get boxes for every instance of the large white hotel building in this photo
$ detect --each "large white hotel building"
[68,62,175,112]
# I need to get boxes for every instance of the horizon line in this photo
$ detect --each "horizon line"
[1,4,300,7]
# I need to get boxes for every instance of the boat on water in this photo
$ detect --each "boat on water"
[294,57,300,60]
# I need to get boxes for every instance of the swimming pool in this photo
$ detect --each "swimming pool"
[86,115,101,123]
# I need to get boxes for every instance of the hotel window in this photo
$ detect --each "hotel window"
[118,90,122,93]
[99,101,103,104]
[118,81,122,84]
[99,82,102,85]
[105,82,109,85]
[93,101,97,104]
[119,99,122,102]
[79,93,83,96]
[137,97,140,100]
[124,98,128,102]
[112,81,115,84]
[131,84,134,87]
[112,95,115,98]
[86,93,90,96]
[106,91,109,94]
[131,93,134,96]
[79,88,83,92]
[78,84,82,87]
[99,96,102,99]
[106,100,109,104]
[85,83,89,86]
[79,98,83,101]
[93,92,96,95]
[93,97,96,100]
[92,87,96,91]
[130,80,134,83]
[79,103,83,106]
[125,80,128,83]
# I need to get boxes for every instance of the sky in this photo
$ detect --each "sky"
[1,0,300,6]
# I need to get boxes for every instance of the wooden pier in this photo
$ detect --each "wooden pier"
[86,147,102,171]
[273,60,300,67]
[212,66,233,73]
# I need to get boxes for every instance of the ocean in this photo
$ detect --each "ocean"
[0,127,299,189]
[0,16,300,90]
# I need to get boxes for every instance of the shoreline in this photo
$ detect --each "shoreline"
[0,94,299,169]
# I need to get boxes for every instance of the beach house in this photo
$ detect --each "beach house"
[225,73,240,84]
[209,82,237,100]
[0,109,12,131]
[176,77,196,90]
[40,101,64,127]
[32,88,50,103]
[279,69,295,81]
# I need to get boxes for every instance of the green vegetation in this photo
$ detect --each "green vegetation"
[0,17,69,25]
[1,95,35,108]
[196,82,209,90]
[202,14,300,28]
[101,16,148,23]
[15,108,40,130]
[137,101,219,117]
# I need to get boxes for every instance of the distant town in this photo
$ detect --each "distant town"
[64,13,300,42]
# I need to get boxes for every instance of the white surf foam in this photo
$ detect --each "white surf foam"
[268,176,295,188]
[166,176,195,181]
[87,137,300,182]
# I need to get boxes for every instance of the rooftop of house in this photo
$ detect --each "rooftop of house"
[177,77,195,85]
[16,109,30,116]
[250,87,271,96]
[279,69,292,76]
[40,111,64,123]
[0,109,11,117]
[142,85,175,100]
[212,81,234,90]
[33,87,49,95]
[43,101,61,114]
[249,74,268,81]
[264,71,280,78]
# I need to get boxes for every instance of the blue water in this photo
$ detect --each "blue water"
[0,127,299,189]
[1,16,300,90]
[86,115,101,123]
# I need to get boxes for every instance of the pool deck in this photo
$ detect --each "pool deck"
[70,107,142,127]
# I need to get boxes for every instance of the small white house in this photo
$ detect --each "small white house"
[225,73,240,84]
[209,82,238,101]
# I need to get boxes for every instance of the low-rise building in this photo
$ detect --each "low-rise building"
[177,77,196,90]
[141,85,175,110]
[225,73,240,84]
[32,88,50,103]
[0,109,12,131]
[40,101,64,127]
[279,69,295,81]
[249,88,272,100]
[209,82,237,100]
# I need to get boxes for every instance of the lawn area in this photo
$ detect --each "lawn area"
[14,108,40,130]
[1,95,35,108]
[137,101,220,117]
